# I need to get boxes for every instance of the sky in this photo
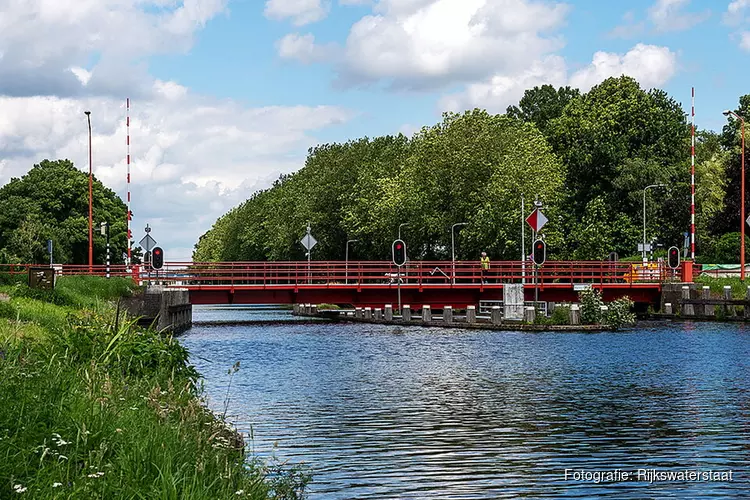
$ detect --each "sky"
[0,0,748,262]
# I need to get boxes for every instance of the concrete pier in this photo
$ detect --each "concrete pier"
[126,285,192,334]
[296,303,613,332]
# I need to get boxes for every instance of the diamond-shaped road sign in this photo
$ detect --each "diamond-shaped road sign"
[300,233,317,251]
[746,214,750,228]
[526,208,548,233]
[139,234,156,253]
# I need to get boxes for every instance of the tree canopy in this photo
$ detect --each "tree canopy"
[195,77,746,264]
[0,159,134,265]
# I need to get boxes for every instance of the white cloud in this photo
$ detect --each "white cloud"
[0,0,229,98]
[647,0,710,32]
[568,44,677,91]
[442,44,678,114]
[0,1,353,261]
[0,92,351,261]
[725,0,750,25]
[440,56,567,113]
[609,0,708,38]
[277,33,338,63]
[264,0,330,26]
[325,0,569,89]
[741,31,750,51]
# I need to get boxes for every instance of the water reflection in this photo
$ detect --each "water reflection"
[182,309,750,498]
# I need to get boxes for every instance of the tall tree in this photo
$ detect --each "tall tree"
[506,84,580,139]
[548,76,689,256]
[0,159,129,264]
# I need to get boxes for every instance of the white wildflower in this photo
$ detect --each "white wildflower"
[235,490,244,495]
[13,484,27,493]
[86,471,105,478]
[52,483,62,488]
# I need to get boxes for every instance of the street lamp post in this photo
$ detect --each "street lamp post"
[84,111,93,273]
[724,110,746,280]
[642,184,665,265]
[451,222,468,284]
[345,239,358,284]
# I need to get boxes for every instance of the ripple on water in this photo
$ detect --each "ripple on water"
[183,308,750,498]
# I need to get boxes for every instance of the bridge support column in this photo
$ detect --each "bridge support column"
[364,307,372,320]
[305,304,312,315]
[745,287,750,319]
[723,286,734,317]
[402,305,411,321]
[491,306,502,325]
[570,304,580,325]
[355,307,363,319]
[466,305,476,324]
[374,308,382,320]
[682,286,694,317]
[524,306,535,323]
[422,305,431,322]
[443,306,453,323]
[293,304,300,315]
[311,304,317,315]
[664,303,673,315]
[702,286,713,316]
[385,305,393,321]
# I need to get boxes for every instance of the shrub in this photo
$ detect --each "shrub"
[604,296,636,329]
[550,304,571,325]
[577,288,635,329]
[579,288,604,324]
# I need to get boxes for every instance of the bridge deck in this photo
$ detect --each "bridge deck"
[7,260,670,307]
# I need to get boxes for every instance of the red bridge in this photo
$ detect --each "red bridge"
[11,260,684,308]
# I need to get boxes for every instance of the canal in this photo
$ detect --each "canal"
[181,306,749,498]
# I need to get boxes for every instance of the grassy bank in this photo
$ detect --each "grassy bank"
[0,276,309,499]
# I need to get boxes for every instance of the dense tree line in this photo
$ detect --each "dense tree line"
[0,160,141,265]
[194,76,748,263]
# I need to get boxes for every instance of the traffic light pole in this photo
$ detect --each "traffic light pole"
[397,265,402,315]
[106,225,110,279]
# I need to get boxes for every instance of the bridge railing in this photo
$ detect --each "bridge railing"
[117,260,666,287]
[2,260,667,286]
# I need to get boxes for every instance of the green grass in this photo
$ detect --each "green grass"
[0,278,310,499]
[694,276,750,299]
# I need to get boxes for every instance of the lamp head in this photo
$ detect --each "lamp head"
[723,110,732,116]
[84,110,91,116]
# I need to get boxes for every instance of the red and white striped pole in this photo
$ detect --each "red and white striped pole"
[691,87,696,260]
[126,98,132,268]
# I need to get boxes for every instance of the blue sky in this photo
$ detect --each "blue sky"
[147,0,747,134]
[0,0,748,260]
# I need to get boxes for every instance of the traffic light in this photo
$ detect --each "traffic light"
[152,247,164,269]
[532,239,546,266]
[392,239,407,267]
[668,246,680,269]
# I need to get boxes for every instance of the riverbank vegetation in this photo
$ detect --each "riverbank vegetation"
[0,276,309,499]
[194,77,748,265]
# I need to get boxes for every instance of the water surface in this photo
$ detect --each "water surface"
[182,307,750,498]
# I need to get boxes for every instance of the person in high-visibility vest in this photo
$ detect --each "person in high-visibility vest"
[480,251,490,284]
